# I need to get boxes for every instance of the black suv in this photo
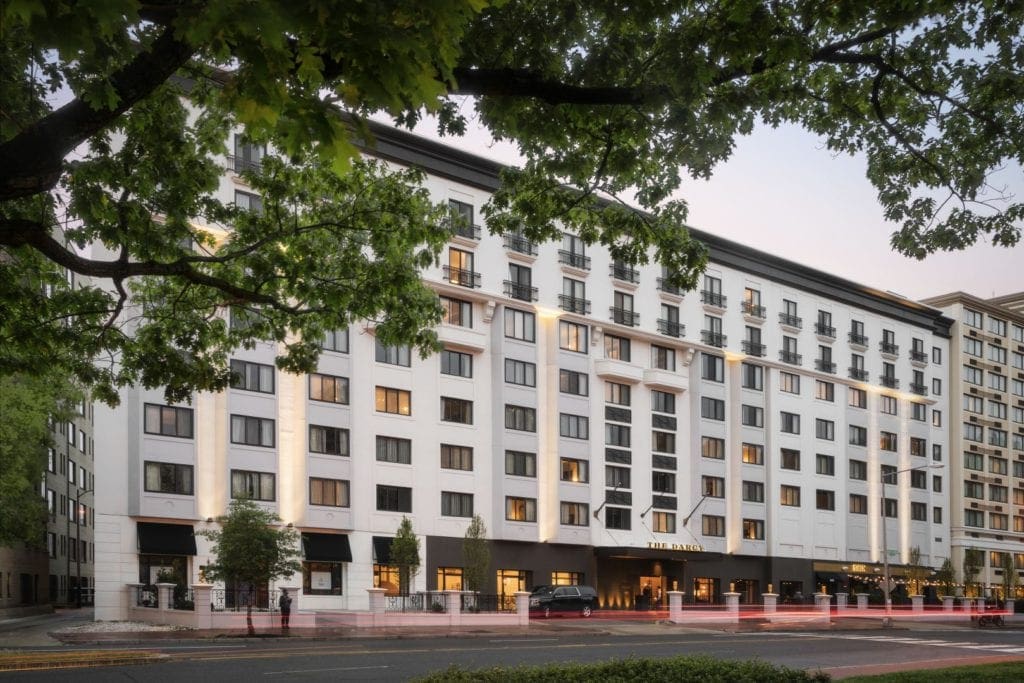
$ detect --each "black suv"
[529,585,598,617]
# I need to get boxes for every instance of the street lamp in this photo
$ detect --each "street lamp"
[879,463,943,626]
[65,481,93,608]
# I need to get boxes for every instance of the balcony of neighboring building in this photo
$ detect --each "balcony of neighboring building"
[609,262,639,285]
[779,350,802,365]
[778,312,802,331]
[742,301,766,322]
[848,367,869,381]
[610,307,639,327]
[442,265,481,289]
[558,250,591,271]
[815,359,837,374]
[657,319,684,338]
[504,280,538,302]
[701,330,726,348]
[559,295,591,314]
[879,341,900,359]
[503,233,538,257]
[879,374,899,389]
[741,340,766,357]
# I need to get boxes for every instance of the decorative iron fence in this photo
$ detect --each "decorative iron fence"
[211,587,282,612]
[134,585,159,608]
[460,593,515,613]
[384,591,448,613]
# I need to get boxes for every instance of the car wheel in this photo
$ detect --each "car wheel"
[543,606,551,618]
[581,604,592,617]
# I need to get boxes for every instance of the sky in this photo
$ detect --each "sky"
[404,115,1024,304]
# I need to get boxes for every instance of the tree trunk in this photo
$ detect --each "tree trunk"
[246,587,255,636]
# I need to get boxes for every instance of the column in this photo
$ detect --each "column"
[192,584,212,629]
[668,591,683,623]
[367,587,386,614]
[515,591,531,626]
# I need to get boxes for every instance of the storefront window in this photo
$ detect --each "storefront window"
[551,571,583,586]
[373,565,400,595]
[693,577,720,604]
[303,561,343,595]
[437,566,463,591]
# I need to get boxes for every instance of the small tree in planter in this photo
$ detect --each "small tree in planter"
[1001,553,1019,602]
[199,499,301,635]
[462,515,491,611]
[390,516,421,597]
[935,558,956,599]
[962,547,983,598]
[906,546,928,598]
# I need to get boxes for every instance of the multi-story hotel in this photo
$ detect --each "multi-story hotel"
[94,123,953,619]
[921,291,1024,597]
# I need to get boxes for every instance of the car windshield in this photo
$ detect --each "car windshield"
[530,586,555,596]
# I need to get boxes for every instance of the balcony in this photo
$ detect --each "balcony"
[910,349,928,365]
[610,262,639,284]
[815,359,837,374]
[643,368,688,392]
[779,350,802,365]
[503,280,538,302]
[227,155,262,173]
[503,233,537,256]
[447,220,481,241]
[610,307,639,326]
[701,290,727,308]
[909,382,928,396]
[741,340,766,357]
[443,265,481,288]
[778,313,802,329]
[657,278,681,296]
[848,332,869,348]
[879,341,899,358]
[848,367,869,381]
[742,301,766,319]
[558,295,591,315]
[701,330,726,348]
[657,319,684,338]
[815,323,836,339]
[594,358,644,384]
[880,375,899,389]
[558,250,591,270]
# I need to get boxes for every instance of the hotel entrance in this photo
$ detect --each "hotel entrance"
[637,575,667,610]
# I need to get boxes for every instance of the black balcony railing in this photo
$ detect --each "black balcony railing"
[658,319,684,338]
[610,307,639,326]
[848,332,869,346]
[558,250,591,270]
[657,278,681,295]
[701,290,727,308]
[503,233,538,255]
[741,340,766,356]
[880,375,899,389]
[815,359,837,374]
[559,295,591,314]
[742,301,766,319]
[443,266,482,288]
[504,280,538,301]
[849,367,869,381]
[779,313,802,328]
[449,221,482,240]
[610,263,640,283]
[779,350,802,365]
[879,341,900,356]
[701,330,726,348]
[227,155,262,173]
[910,382,928,396]
[815,323,836,338]
[910,349,928,363]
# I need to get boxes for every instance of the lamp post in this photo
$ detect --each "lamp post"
[879,463,943,626]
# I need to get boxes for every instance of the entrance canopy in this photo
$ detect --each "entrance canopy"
[302,533,352,562]
[137,522,197,555]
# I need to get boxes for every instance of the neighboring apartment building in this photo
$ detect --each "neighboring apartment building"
[921,291,1024,597]
[94,123,952,620]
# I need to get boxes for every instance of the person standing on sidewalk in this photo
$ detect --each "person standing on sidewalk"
[278,589,292,630]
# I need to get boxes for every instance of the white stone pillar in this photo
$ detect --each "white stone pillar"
[445,590,462,626]
[514,591,531,626]
[941,595,954,612]
[724,592,740,623]
[814,592,831,623]
[910,595,924,612]
[366,587,386,614]
[856,593,869,610]
[836,592,848,610]
[156,582,176,613]
[191,584,212,629]
[667,591,683,623]
[762,593,778,616]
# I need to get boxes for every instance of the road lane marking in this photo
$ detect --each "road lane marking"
[264,665,389,675]
[489,638,558,643]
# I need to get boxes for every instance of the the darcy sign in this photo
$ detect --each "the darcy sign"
[647,542,705,552]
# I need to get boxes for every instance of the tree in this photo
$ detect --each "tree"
[390,517,421,597]
[962,547,983,598]
[462,514,491,594]
[935,558,956,598]
[1001,553,1019,601]
[2,2,1022,400]
[198,498,300,635]
[905,546,928,597]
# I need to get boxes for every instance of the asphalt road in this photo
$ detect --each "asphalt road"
[3,627,1024,681]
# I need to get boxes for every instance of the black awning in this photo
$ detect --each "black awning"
[302,533,352,562]
[137,522,197,555]
[373,536,392,564]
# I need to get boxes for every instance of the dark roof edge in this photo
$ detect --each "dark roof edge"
[364,121,953,336]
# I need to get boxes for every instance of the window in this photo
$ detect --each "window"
[849,425,867,446]
[376,436,412,464]
[440,444,473,471]
[504,359,536,387]
[505,450,536,477]
[652,512,676,533]
[559,413,589,439]
[375,340,411,367]
[989,316,1007,336]
[560,502,589,526]
[911,402,926,421]
[850,494,868,514]
[781,336,800,364]
[816,454,835,476]
[612,291,636,325]
[932,378,942,395]
[782,298,799,322]
[606,465,631,488]
[741,404,764,427]
[963,423,983,442]
[815,419,835,441]
[310,478,349,507]
[504,308,536,342]
[910,437,927,457]
[322,328,349,353]
[376,485,412,512]
[506,497,537,522]
[989,344,1008,364]
[910,470,926,488]
[990,373,1008,392]
[743,287,762,314]
[605,507,631,530]
[559,320,588,352]
[229,359,275,393]
[505,405,537,432]
[559,369,589,396]
[702,436,725,459]
[963,308,983,328]
[780,372,800,394]
[701,353,724,382]
[964,509,984,527]
[561,458,589,483]
[651,345,676,371]
[702,515,725,537]
[310,425,349,456]
[652,471,676,493]
[933,476,943,492]
[849,459,867,480]
[447,247,476,287]
[964,481,984,499]
[964,452,983,471]
[781,448,800,470]
[355,381,405,415]
[964,365,983,385]
[440,350,473,378]
[234,189,263,214]
[230,415,275,447]
[932,410,942,427]
[963,394,983,413]
[605,334,631,361]
[309,373,349,404]
[780,412,800,434]
[991,513,1009,531]
[651,390,675,413]
[780,485,801,506]
[990,484,1008,503]
[231,470,275,501]
[232,135,265,171]
[742,363,764,390]
[848,387,866,409]
[701,397,725,420]
[743,519,765,540]
[441,397,473,424]
[143,404,194,438]
[879,395,897,415]
[440,296,472,327]
[605,424,631,447]
[816,489,835,511]
[742,443,764,465]
[703,274,724,305]
[652,431,675,453]
[702,475,725,498]
[441,492,473,517]
[879,431,897,451]
[144,462,194,495]
[606,382,631,406]
[742,480,765,502]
